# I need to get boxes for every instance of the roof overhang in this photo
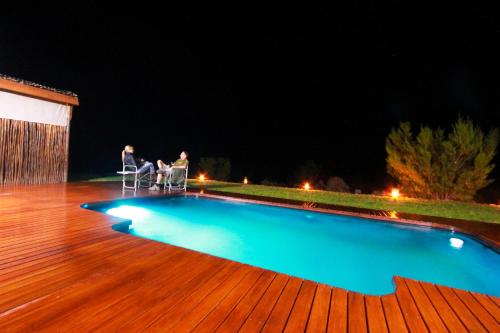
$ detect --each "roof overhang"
[0,77,79,106]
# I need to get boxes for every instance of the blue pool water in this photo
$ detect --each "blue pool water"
[85,196,500,296]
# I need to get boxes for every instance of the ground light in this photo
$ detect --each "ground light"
[391,188,400,199]
[198,174,206,182]
[303,182,311,190]
[243,177,248,185]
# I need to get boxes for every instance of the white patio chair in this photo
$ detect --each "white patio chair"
[164,163,189,192]
[117,164,154,192]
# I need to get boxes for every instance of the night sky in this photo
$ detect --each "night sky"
[1,2,499,194]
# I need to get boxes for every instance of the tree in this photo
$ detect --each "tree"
[386,118,498,201]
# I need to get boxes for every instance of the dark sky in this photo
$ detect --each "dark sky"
[1,2,499,192]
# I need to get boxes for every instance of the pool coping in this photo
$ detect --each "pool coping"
[187,189,500,250]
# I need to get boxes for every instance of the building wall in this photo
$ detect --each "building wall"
[0,118,69,184]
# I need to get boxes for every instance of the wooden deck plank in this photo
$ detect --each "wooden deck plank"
[118,263,242,331]
[260,277,303,333]
[348,292,367,333]
[328,288,348,333]
[381,294,408,333]
[0,239,160,314]
[0,234,134,282]
[394,277,429,332]
[0,236,150,288]
[490,296,500,308]
[419,282,467,333]
[214,270,276,332]
[283,280,317,333]
[238,274,289,333]
[453,289,499,332]
[35,252,217,332]
[437,285,488,333]
[365,296,388,333]
[146,265,253,332]
[471,293,500,324]
[81,259,231,332]
[305,284,332,333]
[405,279,448,333]
[190,270,264,333]
[0,245,189,331]
[0,231,121,266]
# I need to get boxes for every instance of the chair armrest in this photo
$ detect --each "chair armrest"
[123,164,138,172]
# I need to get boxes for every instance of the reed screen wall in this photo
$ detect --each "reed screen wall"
[0,118,68,184]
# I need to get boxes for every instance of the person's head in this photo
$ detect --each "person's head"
[124,145,134,153]
[180,151,188,160]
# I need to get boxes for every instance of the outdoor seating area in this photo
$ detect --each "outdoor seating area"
[117,146,189,192]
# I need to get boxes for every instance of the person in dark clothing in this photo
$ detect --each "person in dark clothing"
[121,145,154,174]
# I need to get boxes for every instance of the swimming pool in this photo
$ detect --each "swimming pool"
[84,195,500,296]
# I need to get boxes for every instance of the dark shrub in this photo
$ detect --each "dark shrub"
[326,176,350,193]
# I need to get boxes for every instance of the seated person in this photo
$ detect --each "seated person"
[149,150,189,190]
[121,145,155,175]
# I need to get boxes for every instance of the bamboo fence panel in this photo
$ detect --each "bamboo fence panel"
[0,118,68,184]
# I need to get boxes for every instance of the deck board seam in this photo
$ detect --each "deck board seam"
[113,261,230,332]
[451,289,491,332]
[323,286,333,333]
[232,273,278,332]
[303,282,319,332]
[189,270,256,332]
[487,296,500,308]
[0,237,150,295]
[182,269,252,331]
[435,286,476,332]
[404,279,439,333]
[191,270,266,333]
[379,296,390,333]
[0,233,125,266]
[158,265,254,332]
[281,280,304,333]
[0,236,142,283]
[470,293,500,324]
[418,282,451,333]
[38,251,211,330]
[253,276,290,333]
[139,263,233,331]
[394,286,411,333]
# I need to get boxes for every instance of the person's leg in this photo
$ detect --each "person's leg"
[137,161,154,174]
[157,173,164,184]
[157,160,168,169]
[149,169,163,191]
[150,166,167,190]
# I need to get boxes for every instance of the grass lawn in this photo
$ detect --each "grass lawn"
[85,176,500,224]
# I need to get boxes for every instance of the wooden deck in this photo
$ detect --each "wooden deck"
[0,183,498,332]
